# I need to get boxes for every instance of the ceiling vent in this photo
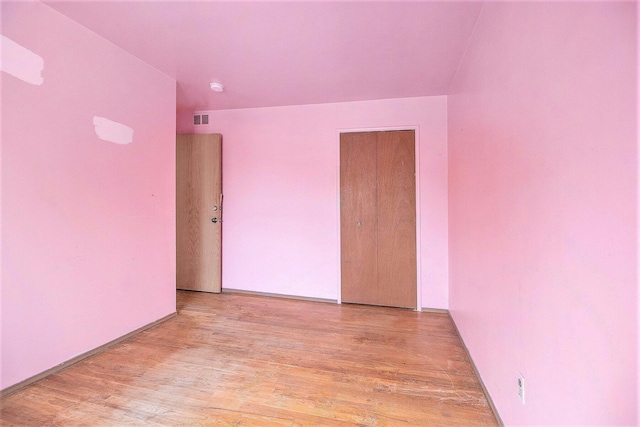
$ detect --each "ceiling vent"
[193,113,209,126]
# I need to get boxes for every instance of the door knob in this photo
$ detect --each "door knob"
[211,217,220,223]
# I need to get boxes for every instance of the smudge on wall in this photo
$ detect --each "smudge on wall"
[93,116,134,145]
[1,35,44,85]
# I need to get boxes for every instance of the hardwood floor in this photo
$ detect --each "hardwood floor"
[1,291,499,426]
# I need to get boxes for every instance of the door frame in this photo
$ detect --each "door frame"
[336,126,422,311]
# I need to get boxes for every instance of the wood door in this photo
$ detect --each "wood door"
[176,133,222,293]
[375,131,417,307]
[340,132,378,305]
[340,130,416,308]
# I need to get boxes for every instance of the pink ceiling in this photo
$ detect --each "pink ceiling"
[45,1,483,111]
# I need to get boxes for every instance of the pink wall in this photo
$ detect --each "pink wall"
[448,2,637,426]
[637,3,640,423]
[177,96,448,309]
[2,2,176,389]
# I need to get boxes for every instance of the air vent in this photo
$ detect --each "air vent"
[193,113,210,126]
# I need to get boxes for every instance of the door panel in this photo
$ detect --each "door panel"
[340,132,378,305]
[376,131,416,308]
[176,133,222,293]
[340,130,416,309]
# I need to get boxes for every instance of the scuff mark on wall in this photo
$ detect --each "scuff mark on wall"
[93,116,134,145]
[0,35,44,85]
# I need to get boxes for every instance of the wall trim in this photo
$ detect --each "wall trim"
[222,288,337,304]
[0,312,177,399]
[448,312,504,427]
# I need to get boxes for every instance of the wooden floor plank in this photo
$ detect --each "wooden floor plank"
[1,291,499,426]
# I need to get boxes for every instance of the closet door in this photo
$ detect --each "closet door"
[176,133,222,293]
[340,132,378,305]
[340,130,416,309]
[375,131,417,308]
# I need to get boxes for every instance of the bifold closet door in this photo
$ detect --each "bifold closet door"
[340,132,378,305]
[176,133,222,293]
[340,130,416,309]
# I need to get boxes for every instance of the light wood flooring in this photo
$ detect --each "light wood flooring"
[1,291,499,426]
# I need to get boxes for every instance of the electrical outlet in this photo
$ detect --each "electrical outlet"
[518,373,525,405]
